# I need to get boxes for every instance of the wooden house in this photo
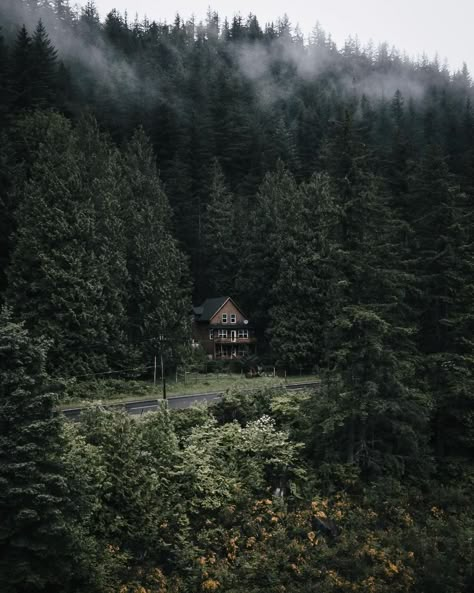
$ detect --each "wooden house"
[192,296,257,360]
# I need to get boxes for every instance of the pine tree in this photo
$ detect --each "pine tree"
[121,127,191,362]
[269,173,339,370]
[0,27,9,122]
[54,0,74,27]
[30,20,58,109]
[201,159,237,297]
[10,25,33,111]
[7,112,128,375]
[309,113,428,477]
[237,163,299,341]
[408,147,474,457]
[0,307,81,591]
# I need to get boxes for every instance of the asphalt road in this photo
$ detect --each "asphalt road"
[62,380,321,420]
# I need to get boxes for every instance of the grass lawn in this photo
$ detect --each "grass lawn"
[60,373,319,409]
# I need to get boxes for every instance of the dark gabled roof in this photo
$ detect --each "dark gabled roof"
[194,296,230,322]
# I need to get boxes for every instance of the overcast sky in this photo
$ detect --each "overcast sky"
[76,1,474,73]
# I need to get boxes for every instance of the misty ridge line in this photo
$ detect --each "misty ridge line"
[1,0,151,98]
[1,1,471,112]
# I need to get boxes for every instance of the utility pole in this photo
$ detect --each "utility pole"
[159,334,167,400]
[161,350,166,399]
[153,355,157,387]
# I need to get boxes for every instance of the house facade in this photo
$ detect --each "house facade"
[192,296,257,360]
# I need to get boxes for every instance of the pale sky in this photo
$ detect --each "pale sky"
[77,1,474,73]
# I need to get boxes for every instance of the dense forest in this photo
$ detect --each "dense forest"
[0,1,473,592]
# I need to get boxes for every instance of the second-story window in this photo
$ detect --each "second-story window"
[209,329,213,340]
[230,314,236,324]
[222,313,228,323]
[218,329,228,338]
[238,329,249,339]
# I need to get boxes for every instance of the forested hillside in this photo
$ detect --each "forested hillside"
[0,2,473,592]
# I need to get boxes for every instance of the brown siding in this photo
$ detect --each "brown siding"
[209,299,246,325]
[192,298,255,360]
[192,323,214,356]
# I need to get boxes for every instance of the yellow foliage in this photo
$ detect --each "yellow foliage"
[360,576,377,593]
[246,536,256,548]
[385,561,400,576]
[366,510,378,520]
[431,506,444,518]
[326,569,351,589]
[202,578,220,591]
[314,510,327,519]
[149,568,167,587]
[227,535,239,561]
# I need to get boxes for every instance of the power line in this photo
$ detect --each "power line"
[53,364,155,382]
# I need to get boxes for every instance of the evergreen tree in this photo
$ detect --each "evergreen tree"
[408,147,474,457]
[121,128,191,362]
[54,0,74,27]
[30,20,58,109]
[201,159,237,297]
[7,112,127,375]
[0,27,10,122]
[309,113,428,476]
[237,163,299,341]
[0,307,85,591]
[269,173,339,370]
[10,25,34,111]
[78,1,101,44]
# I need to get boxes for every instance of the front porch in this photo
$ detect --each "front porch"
[214,342,255,360]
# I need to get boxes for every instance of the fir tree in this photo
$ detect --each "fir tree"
[121,128,191,362]
[0,307,83,591]
[0,27,9,121]
[237,163,299,341]
[311,113,428,476]
[269,173,339,370]
[408,147,474,457]
[30,20,58,109]
[7,112,128,375]
[10,24,33,111]
[202,159,237,297]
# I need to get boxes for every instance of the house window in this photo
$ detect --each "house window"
[222,313,227,323]
[218,329,228,338]
[238,329,249,339]
[209,329,213,340]
[230,314,236,324]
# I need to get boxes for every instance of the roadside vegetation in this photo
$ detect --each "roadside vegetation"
[60,373,320,407]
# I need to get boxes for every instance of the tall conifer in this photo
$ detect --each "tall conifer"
[0,308,80,591]
[7,113,127,375]
[121,128,191,362]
